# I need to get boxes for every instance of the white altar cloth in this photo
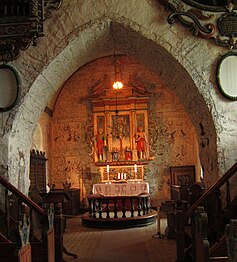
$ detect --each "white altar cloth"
[92,181,149,196]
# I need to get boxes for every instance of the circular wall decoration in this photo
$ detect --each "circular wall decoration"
[217,52,237,101]
[0,64,21,112]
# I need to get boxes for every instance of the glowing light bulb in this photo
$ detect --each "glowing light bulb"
[113,81,123,90]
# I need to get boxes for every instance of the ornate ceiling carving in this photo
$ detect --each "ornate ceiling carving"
[159,0,237,49]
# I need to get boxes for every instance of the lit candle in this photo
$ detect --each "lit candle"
[107,165,110,173]
[200,168,204,180]
[134,164,137,173]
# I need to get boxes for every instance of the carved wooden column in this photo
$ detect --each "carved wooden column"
[41,190,77,262]
[225,219,237,262]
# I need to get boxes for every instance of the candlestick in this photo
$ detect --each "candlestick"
[134,164,137,179]
[134,164,137,173]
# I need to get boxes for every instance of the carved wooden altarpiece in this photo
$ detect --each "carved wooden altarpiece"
[91,75,150,181]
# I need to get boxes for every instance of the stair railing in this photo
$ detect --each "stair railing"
[176,161,237,261]
[0,173,52,261]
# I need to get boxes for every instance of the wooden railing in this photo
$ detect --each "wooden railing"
[87,194,150,219]
[176,161,237,261]
[0,174,65,262]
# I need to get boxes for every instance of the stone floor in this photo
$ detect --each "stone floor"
[63,215,177,262]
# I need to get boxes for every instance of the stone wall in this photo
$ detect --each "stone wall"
[43,56,200,206]
[1,0,236,195]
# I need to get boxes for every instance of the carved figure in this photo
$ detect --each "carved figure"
[95,128,107,161]
[125,146,132,160]
[135,126,147,159]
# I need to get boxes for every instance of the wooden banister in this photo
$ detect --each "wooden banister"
[0,174,45,217]
[185,161,237,218]
[176,161,237,261]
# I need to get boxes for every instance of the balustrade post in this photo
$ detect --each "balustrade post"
[176,209,186,262]
[225,219,237,261]
[130,198,134,217]
[5,188,10,238]
[226,179,231,220]
[88,198,92,217]
[92,199,97,218]
[113,198,118,218]
[122,198,126,218]
[145,196,149,214]
[137,197,141,216]
[142,197,146,215]
[98,199,102,218]
[54,203,64,262]
[106,198,110,218]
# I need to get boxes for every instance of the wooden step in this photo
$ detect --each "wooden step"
[82,209,157,229]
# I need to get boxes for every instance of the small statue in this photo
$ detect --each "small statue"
[135,126,147,159]
[125,146,132,160]
[95,128,107,161]
[112,147,119,162]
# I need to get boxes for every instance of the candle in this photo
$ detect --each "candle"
[107,165,110,173]
[200,168,204,180]
[118,173,120,179]
[134,164,137,173]
[121,173,124,180]
[124,173,126,180]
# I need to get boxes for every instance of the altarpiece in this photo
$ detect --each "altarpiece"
[91,75,150,181]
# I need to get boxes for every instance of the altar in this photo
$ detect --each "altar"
[92,181,149,196]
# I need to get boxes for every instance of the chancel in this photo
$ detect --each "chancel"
[1,1,237,262]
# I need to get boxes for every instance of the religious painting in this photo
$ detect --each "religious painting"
[96,116,105,131]
[111,114,130,158]
[170,165,196,187]
[92,93,149,163]
[136,113,145,130]
[111,114,130,139]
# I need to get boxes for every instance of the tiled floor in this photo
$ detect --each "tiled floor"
[63,215,176,262]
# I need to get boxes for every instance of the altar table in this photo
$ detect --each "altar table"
[92,181,149,196]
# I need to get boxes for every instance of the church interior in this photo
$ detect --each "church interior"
[0,0,237,261]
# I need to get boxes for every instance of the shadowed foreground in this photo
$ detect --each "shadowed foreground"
[63,215,176,262]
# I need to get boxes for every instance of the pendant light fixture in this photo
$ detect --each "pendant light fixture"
[113,54,123,90]
[111,23,123,90]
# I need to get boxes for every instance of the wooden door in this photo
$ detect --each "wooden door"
[29,149,47,192]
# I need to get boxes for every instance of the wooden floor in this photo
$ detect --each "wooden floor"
[63,215,177,262]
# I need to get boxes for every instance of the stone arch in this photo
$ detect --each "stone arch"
[6,18,217,192]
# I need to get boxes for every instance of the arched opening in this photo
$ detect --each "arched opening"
[31,54,207,209]
[7,20,216,200]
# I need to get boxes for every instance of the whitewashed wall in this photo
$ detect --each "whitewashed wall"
[0,0,236,193]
